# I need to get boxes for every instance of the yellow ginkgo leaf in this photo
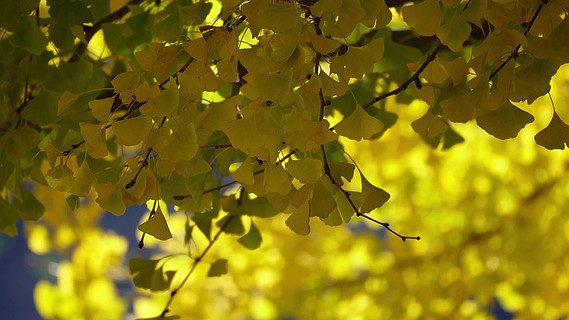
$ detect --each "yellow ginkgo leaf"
[159,123,198,161]
[359,176,390,214]
[258,2,298,33]
[330,38,384,80]
[264,164,291,195]
[334,104,384,141]
[402,0,441,36]
[310,34,340,55]
[309,178,336,218]
[139,80,179,117]
[436,17,471,52]
[183,37,208,62]
[112,116,153,146]
[138,207,173,241]
[285,201,310,235]
[88,96,115,122]
[286,158,323,183]
[111,71,140,93]
[70,159,95,197]
[411,111,449,139]
[249,69,293,102]
[230,159,255,185]
[95,182,126,216]
[476,102,534,139]
[79,122,109,159]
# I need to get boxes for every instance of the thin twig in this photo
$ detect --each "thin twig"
[160,214,236,316]
[363,43,442,109]
[489,0,546,81]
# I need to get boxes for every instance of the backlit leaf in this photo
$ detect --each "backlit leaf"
[238,221,262,250]
[534,112,569,150]
[286,158,323,183]
[79,123,109,159]
[138,207,173,241]
[231,159,255,185]
[88,97,115,122]
[335,104,384,141]
[359,176,390,214]
[207,259,228,277]
[112,116,153,146]
[95,182,126,216]
[285,201,310,235]
[140,80,179,117]
[477,102,534,139]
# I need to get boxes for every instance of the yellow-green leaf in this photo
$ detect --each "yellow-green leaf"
[139,80,179,117]
[360,176,390,214]
[238,221,262,250]
[330,38,384,79]
[88,96,115,122]
[95,182,126,216]
[258,2,298,33]
[411,110,449,139]
[335,104,384,141]
[231,159,255,185]
[534,112,569,150]
[285,201,310,235]
[264,164,291,195]
[286,158,323,183]
[477,102,534,139]
[207,259,228,277]
[160,123,198,161]
[138,207,173,241]
[402,0,441,36]
[58,91,82,115]
[112,116,153,146]
[71,160,95,197]
[79,122,109,159]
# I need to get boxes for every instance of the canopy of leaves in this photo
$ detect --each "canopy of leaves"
[1,0,569,318]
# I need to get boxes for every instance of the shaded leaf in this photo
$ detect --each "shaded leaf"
[138,207,173,241]
[207,259,228,277]
[534,112,569,150]
[477,102,534,139]
[238,221,262,250]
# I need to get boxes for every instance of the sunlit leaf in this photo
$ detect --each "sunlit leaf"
[286,158,323,183]
[112,116,153,146]
[88,96,115,122]
[95,182,126,216]
[402,0,441,36]
[79,122,109,159]
[140,80,179,117]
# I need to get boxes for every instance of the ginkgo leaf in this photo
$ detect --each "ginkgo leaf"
[436,17,471,52]
[264,164,291,195]
[79,122,109,159]
[58,91,82,115]
[138,207,173,241]
[331,0,365,37]
[286,158,323,183]
[183,37,208,61]
[88,96,115,122]
[359,176,390,214]
[440,96,476,123]
[335,104,384,141]
[111,71,140,93]
[160,123,198,161]
[411,111,449,139]
[402,0,441,36]
[71,159,95,197]
[258,2,297,33]
[46,164,74,192]
[330,38,384,79]
[310,34,340,55]
[302,120,338,145]
[309,179,337,218]
[238,221,262,250]
[207,259,228,277]
[477,102,534,139]
[285,201,310,235]
[10,16,48,55]
[249,69,293,102]
[360,0,392,28]
[319,72,349,96]
[112,116,153,146]
[129,258,173,291]
[230,159,255,185]
[139,80,179,117]
[534,112,569,150]
[95,182,126,216]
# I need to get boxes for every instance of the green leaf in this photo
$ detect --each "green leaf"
[138,207,173,241]
[217,215,244,235]
[476,102,534,139]
[335,104,384,141]
[129,258,174,291]
[207,259,228,277]
[10,16,48,55]
[534,112,569,150]
[66,194,80,210]
[238,221,262,250]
